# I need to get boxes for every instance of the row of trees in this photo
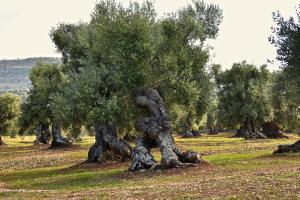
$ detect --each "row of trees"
[0,1,299,167]
[208,62,299,139]
[10,0,223,169]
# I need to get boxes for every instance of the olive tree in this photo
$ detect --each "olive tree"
[20,62,71,147]
[0,93,20,145]
[270,6,300,153]
[50,0,222,169]
[215,62,274,139]
[271,71,300,132]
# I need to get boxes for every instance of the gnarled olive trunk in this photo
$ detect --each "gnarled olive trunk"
[235,119,266,139]
[86,123,132,163]
[182,130,201,138]
[34,123,51,144]
[130,88,203,171]
[51,124,72,148]
[0,135,4,145]
[274,140,300,154]
[182,112,198,138]
[262,122,287,139]
[208,126,218,135]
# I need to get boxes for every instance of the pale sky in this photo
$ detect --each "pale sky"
[0,0,298,69]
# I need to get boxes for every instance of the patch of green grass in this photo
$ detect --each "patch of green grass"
[1,133,300,199]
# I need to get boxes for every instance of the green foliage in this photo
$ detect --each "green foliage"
[49,0,222,135]
[0,93,21,136]
[269,7,300,105]
[154,1,222,131]
[215,62,273,129]
[271,71,300,131]
[19,62,64,130]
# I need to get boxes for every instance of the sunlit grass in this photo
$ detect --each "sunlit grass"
[1,133,300,199]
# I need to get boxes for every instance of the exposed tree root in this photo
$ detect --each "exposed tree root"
[234,125,267,139]
[262,122,288,139]
[274,140,300,154]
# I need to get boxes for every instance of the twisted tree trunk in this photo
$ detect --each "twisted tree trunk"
[182,112,197,138]
[274,140,300,154]
[208,126,218,135]
[86,123,132,163]
[34,123,51,144]
[51,124,72,148]
[262,122,287,139]
[234,120,266,139]
[130,88,204,171]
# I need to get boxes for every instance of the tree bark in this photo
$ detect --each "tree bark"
[129,136,156,170]
[34,123,51,144]
[0,128,4,145]
[123,132,136,142]
[262,122,287,139]
[234,120,267,139]
[274,140,300,154]
[208,126,218,135]
[86,123,132,163]
[50,124,72,148]
[182,112,198,138]
[0,135,4,145]
[130,88,203,171]
[182,130,201,138]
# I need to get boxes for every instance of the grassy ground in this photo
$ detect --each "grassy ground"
[0,133,300,199]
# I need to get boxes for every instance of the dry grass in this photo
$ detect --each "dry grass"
[0,133,300,199]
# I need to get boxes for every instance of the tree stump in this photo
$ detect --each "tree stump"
[274,140,300,154]
[130,88,204,171]
[262,122,287,139]
[51,124,72,148]
[86,123,132,163]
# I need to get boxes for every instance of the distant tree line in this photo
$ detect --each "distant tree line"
[0,57,60,68]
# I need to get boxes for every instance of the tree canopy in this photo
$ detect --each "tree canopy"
[50,0,222,136]
[0,93,21,144]
[47,0,223,166]
[269,6,300,105]
[214,61,273,138]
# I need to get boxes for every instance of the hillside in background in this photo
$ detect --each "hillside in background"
[0,57,61,95]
